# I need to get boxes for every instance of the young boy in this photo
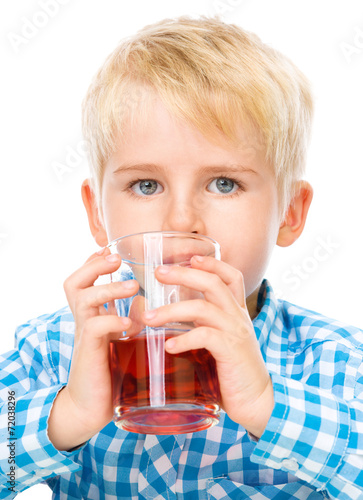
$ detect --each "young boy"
[1,16,362,499]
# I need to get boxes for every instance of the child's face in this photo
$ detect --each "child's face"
[90,98,282,298]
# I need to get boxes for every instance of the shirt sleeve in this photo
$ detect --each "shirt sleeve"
[251,368,363,500]
[0,311,86,497]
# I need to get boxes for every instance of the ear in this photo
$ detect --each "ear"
[277,181,313,247]
[81,179,108,247]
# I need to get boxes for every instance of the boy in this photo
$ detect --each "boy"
[1,16,362,499]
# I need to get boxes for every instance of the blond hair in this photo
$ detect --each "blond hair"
[82,16,313,218]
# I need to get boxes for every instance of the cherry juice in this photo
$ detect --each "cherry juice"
[109,328,221,434]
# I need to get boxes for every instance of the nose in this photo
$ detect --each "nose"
[161,196,206,234]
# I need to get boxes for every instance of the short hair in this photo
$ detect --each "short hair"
[82,16,313,218]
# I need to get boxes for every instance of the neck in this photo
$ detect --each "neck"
[246,285,261,320]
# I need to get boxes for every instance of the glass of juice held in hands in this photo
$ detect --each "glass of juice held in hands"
[107,231,221,434]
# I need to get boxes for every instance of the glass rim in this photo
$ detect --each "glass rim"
[106,230,220,249]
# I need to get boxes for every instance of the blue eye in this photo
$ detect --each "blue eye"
[131,180,162,196]
[208,178,238,194]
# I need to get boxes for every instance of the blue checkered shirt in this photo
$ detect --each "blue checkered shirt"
[1,280,362,499]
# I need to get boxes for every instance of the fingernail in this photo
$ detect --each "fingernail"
[106,254,119,263]
[165,338,176,350]
[123,280,136,289]
[144,310,157,319]
[193,255,204,263]
[158,265,171,274]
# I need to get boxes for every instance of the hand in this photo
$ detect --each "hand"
[48,248,139,451]
[142,256,274,438]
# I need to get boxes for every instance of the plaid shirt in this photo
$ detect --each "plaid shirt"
[1,280,362,499]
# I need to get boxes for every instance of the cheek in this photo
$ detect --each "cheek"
[221,231,270,272]
[101,193,136,242]
[225,233,273,297]
[216,204,279,294]
[101,192,163,242]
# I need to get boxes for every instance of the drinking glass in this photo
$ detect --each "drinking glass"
[107,231,221,434]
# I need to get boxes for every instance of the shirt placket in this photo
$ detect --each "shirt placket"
[138,434,186,499]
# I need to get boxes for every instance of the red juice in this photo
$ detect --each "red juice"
[109,328,221,434]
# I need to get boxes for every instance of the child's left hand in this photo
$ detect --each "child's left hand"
[142,255,274,438]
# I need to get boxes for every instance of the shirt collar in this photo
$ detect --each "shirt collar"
[252,279,288,376]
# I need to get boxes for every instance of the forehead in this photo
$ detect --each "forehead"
[108,94,268,173]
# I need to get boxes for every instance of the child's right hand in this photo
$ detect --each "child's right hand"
[47,247,138,451]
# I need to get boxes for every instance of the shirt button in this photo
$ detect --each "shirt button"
[281,458,299,472]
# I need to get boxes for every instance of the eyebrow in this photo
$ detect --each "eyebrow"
[113,163,258,176]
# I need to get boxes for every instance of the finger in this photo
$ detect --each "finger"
[79,315,132,349]
[64,252,121,295]
[142,299,237,332]
[84,246,110,264]
[190,255,246,306]
[164,323,255,358]
[75,280,139,312]
[155,263,241,314]
[127,295,147,337]
[164,326,222,355]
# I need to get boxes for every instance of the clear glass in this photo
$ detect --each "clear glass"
[107,231,221,434]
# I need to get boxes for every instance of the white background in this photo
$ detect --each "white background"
[0,1,362,498]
